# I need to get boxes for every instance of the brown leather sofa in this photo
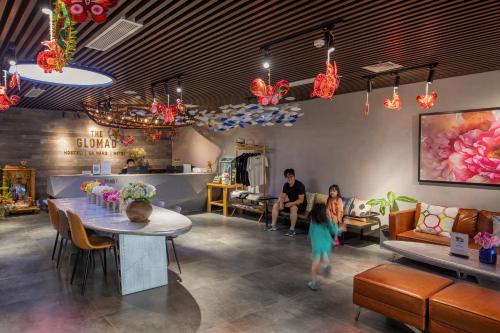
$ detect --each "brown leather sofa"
[389,203,499,252]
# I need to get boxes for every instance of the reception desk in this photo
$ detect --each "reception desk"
[47,173,215,213]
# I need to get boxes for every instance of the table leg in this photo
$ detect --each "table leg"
[118,234,167,295]
[222,188,228,216]
[207,186,212,213]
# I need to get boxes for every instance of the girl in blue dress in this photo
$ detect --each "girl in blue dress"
[308,202,340,290]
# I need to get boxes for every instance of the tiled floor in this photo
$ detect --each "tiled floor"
[0,212,425,333]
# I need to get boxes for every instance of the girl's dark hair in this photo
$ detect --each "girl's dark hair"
[311,203,327,224]
[328,184,342,199]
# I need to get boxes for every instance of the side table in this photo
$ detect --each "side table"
[207,182,243,216]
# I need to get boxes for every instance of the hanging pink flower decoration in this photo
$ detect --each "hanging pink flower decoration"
[250,78,289,105]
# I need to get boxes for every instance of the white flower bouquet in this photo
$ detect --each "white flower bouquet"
[92,185,114,196]
[121,182,156,203]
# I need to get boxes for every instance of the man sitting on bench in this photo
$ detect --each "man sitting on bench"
[269,168,307,236]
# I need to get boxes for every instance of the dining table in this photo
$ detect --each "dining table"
[51,197,192,295]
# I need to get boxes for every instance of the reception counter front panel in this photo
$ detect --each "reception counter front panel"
[47,173,215,213]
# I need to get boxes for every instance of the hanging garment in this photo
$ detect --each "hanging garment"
[247,155,268,187]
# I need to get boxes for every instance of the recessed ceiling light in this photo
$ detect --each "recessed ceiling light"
[10,63,114,87]
[135,95,142,99]
[124,90,137,95]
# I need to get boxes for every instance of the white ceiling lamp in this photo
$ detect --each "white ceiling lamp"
[9,63,114,87]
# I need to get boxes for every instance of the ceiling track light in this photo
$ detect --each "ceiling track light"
[394,74,400,89]
[262,48,270,69]
[427,67,435,84]
[176,76,182,93]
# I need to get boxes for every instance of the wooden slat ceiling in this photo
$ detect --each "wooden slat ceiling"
[1,0,500,111]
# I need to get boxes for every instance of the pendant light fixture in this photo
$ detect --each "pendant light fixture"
[384,74,401,110]
[364,79,372,117]
[311,30,340,100]
[416,66,438,109]
[250,48,289,105]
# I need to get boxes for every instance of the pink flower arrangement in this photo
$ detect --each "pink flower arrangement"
[420,110,499,184]
[102,189,122,203]
[474,232,500,249]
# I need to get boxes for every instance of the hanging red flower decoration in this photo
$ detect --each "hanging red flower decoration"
[176,99,186,114]
[62,0,118,24]
[250,78,289,105]
[143,129,162,144]
[163,105,177,124]
[311,61,340,100]
[8,72,20,91]
[384,90,402,110]
[108,127,124,143]
[0,86,20,112]
[416,91,438,110]
[149,98,166,114]
[36,40,65,73]
[120,135,135,147]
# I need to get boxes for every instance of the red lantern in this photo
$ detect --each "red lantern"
[0,86,20,112]
[250,78,289,105]
[62,0,118,24]
[36,40,65,73]
[311,61,340,100]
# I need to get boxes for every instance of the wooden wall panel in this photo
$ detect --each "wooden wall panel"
[0,107,172,198]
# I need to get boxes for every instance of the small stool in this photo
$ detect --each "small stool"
[429,283,500,333]
[353,264,453,331]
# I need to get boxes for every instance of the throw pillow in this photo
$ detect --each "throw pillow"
[493,216,500,238]
[348,198,372,217]
[415,202,458,238]
[342,197,354,215]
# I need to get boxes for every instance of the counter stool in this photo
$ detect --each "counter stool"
[47,200,60,261]
[66,210,118,295]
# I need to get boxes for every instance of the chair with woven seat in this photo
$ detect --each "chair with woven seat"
[47,200,60,261]
[66,209,118,295]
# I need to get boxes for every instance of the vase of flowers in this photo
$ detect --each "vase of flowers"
[128,148,146,166]
[81,180,104,204]
[122,182,157,223]
[474,232,499,265]
[92,185,113,206]
[103,189,122,212]
[0,189,14,218]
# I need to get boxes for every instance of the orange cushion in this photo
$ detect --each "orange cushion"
[397,230,451,246]
[354,264,453,316]
[430,283,500,333]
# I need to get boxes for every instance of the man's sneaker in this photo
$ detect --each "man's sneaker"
[267,226,278,231]
[285,229,296,237]
[322,265,331,278]
[307,281,318,291]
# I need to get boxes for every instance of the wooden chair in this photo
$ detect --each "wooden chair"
[47,200,60,261]
[66,209,117,295]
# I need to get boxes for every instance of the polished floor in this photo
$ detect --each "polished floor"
[0,212,434,333]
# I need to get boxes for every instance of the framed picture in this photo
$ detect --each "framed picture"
[92,163,101,175]
[419,108,499,186]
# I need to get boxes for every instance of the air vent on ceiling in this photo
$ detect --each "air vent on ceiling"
[362,62,403,73]
[24,87,45,98]
[86,18,143,51]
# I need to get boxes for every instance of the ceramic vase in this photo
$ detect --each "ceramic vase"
[90,194,97,204]
[479,247,497,265]
[126,200,152,223]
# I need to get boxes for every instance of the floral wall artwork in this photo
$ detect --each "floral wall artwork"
[419,109,499,186]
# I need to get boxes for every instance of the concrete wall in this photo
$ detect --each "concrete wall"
[0,108,172,198]
[172,126,221,169]
[174,70,500,216]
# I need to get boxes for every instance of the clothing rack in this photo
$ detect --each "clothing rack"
[235,143,267,196]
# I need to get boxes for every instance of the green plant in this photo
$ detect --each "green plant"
[367,191,417,215]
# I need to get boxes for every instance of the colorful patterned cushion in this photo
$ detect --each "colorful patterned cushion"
[342,197,354,214]
[415,203,458,238]
[347,198,372,217]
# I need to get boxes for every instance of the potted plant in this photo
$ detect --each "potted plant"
[0,188,14,218]
[103,189,122,212]
[92,185,113,206]
[81,180,104,203]
[474,232,499,265]
[121,182,157,223]
[367,191,418,215]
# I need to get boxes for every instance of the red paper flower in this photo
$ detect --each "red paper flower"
[384,90,402,110]
[311,61,340,100]
[120,135,135,146]
[62,0,118,24]
[250,78,289,105]
[0,86,20,112]
[36,40,65,73]
[416,91,438,109]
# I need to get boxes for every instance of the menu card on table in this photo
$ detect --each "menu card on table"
[450,232,469,258]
